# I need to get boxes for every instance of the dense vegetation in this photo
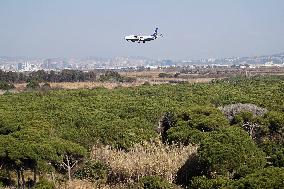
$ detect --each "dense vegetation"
[0,69,97,83]
[0,75,284,188]
[0,69,135,84]
[0,81,15,90]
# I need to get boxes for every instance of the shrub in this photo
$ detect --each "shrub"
[0,81,15,90]
[26,80,40,89]
[197,127,266,178]
[123,77,136,83]
[228,167,284,189]
[175,128,266,186]
[190,176,230,189]
[260,142,284,167]
[34,179,55,189]
[165,107,229,145]
[167,127,207,145]
[232,111,269,142]
[138,176,176,189]
[143,81,151,86]
[265,111,284,135]
[158,112,177,142]
[189,106,229,132]
[158,73,172,78]
[270,147,284,167]
[0,170,14,187]
[74,160,109,183]
[99,71,123,82]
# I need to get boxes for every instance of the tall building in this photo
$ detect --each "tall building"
[17,63,24,71]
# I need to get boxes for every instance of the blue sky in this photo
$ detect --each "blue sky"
[1,0,284,59]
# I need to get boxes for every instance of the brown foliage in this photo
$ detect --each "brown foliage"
[91,139,197,184]
[219,103,268,122]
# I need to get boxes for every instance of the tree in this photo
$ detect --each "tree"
[0,125,87,187]
[0,135,39,189]
[190,176,230,189]
[264,111,284,143]
[175,127,267,187]
[74,160,109,183]
[99,71,123,82]
[33,179,55,189]
[165,106,229,144]
[220,104,270,142]
[157,112,176,142]
[260,142,284,167]
[158,73,172,78]
[138,176,177,189]
[29,70,48,82]
[228,167,284,189]
[190,106,229,132]
[219,103,268,123]
[232,111,268,142]
[26,80,40,90]
[51,139,87,182]
[197,127,266,178]
[0,81,15,91]
[5,71,18,83]
[47,71,58,82]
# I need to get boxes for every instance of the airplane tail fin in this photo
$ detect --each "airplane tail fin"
[152,28,158,38]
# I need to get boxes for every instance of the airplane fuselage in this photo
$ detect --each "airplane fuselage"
[125,28,161,43]
[125,35,155,43]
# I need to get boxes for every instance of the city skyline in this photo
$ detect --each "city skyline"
[1,0,284,59]
[1,51,284,72]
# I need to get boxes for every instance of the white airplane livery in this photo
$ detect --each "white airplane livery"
[125,28,163,43]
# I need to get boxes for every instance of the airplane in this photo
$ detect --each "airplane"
[125,28,163,43]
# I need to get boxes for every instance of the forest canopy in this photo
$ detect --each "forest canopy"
[0,75,283,188]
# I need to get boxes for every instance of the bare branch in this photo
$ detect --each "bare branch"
[61,162,68,169]
[70,160,78,169]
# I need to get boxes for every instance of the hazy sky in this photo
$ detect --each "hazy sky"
[1,0,284,59]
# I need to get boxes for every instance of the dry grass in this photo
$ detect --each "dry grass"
[47,139,197,189]
[120,71,215,83]
[92,139,197,184]
[120,70,163,78]
[12,78,213,92]
[13,81,144,91]
[49,82,143,90]
[48,78,213,89]
[10,70,214,92]
[56,138,197,188]
[14,83,27,91]
[58,180,132,189]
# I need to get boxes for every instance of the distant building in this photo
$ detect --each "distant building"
[264,61,274,67]
[161,60,175,67]
[17,63,25,71]
[17,62,38,72]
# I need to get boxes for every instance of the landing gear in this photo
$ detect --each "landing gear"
[143,41,145,43]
